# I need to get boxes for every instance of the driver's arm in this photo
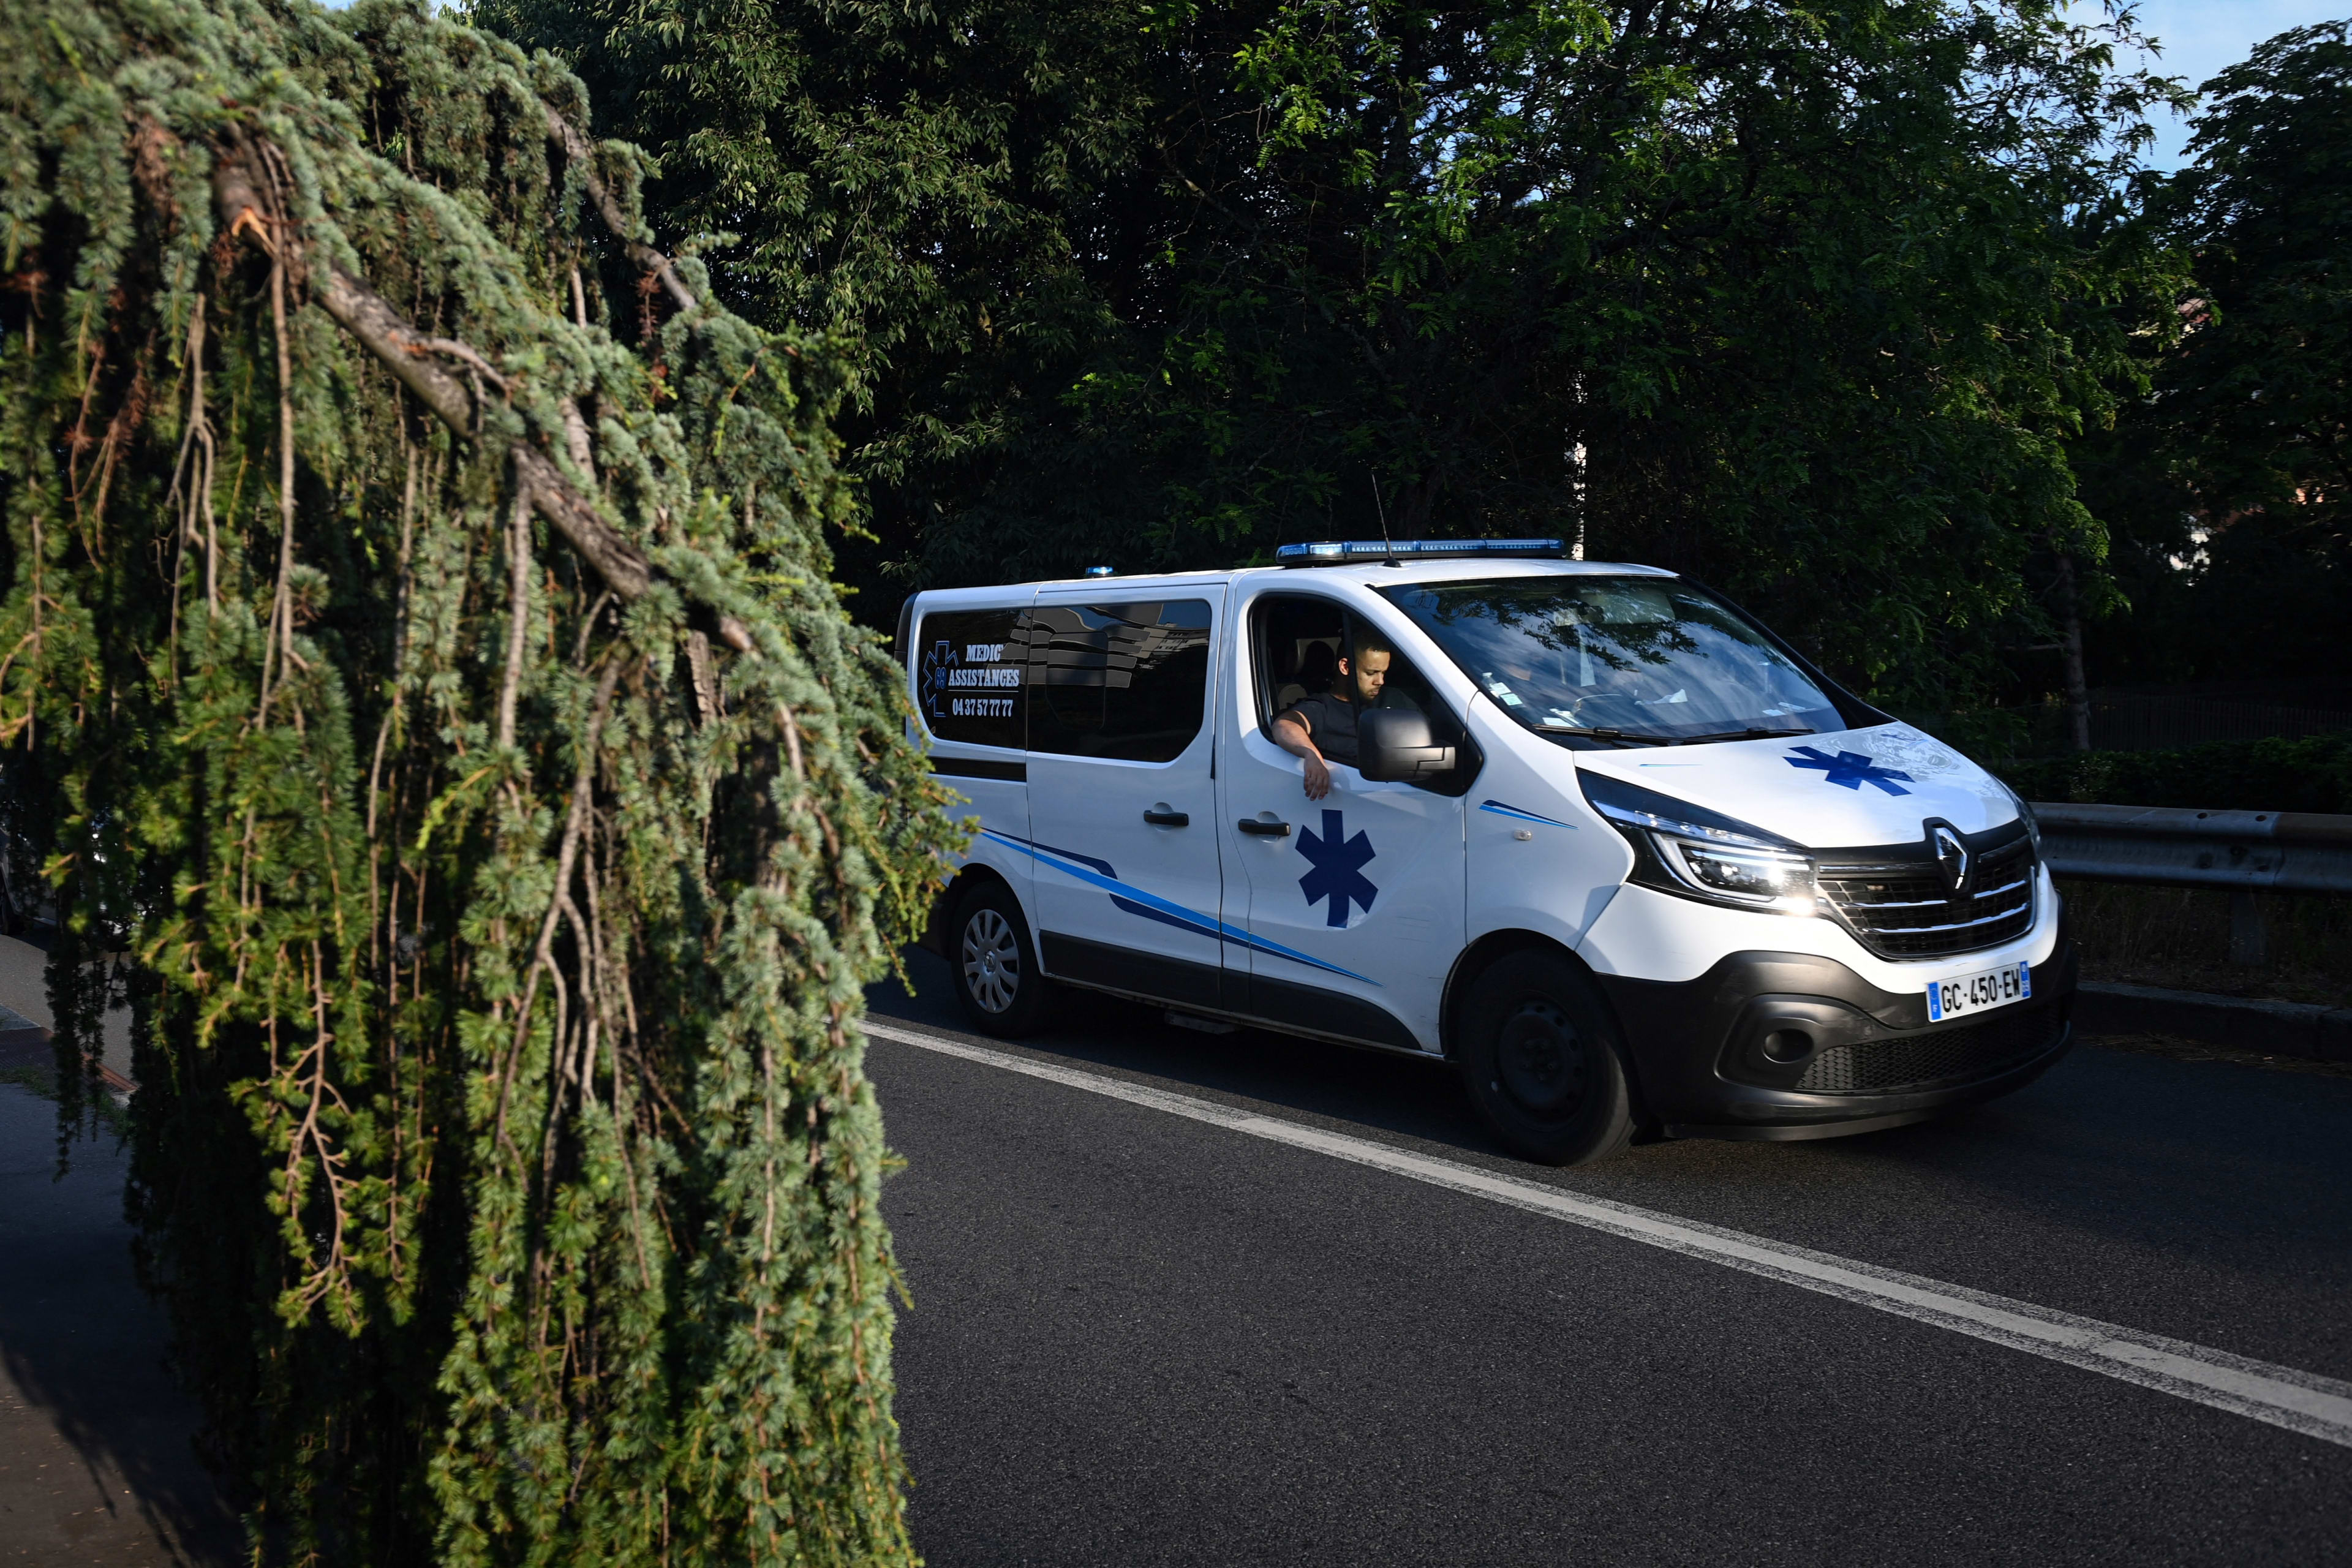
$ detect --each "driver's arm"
[1270,711,1334,801]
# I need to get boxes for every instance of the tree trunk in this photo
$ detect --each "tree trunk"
[2053,553,2092,752]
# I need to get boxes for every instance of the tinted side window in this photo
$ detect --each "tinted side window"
[916,608,1026,748]
[1025,600,1213,763]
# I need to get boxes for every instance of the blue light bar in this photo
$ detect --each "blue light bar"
[1275,538,1564,567]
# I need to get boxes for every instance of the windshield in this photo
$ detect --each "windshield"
[1376,576,1843,744]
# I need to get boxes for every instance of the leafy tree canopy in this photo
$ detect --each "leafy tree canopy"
[490,0,2187,709]
[2075,20,2352,688]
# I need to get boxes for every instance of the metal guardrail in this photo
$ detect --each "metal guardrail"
[2028,804,2352,895]
[2028,803,2352,965]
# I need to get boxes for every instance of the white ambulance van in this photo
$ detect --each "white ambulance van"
[898,540,2075,1165]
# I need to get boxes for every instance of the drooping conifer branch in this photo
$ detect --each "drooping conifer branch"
[540,100,700,317]
[209,136,756,649]
[0,2,956,1562]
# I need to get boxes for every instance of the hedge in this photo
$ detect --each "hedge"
[1999,734,2352,814]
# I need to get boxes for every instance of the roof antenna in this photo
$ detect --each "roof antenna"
[1372,474,1401,568]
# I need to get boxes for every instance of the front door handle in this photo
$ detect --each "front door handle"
[1236,818,1292,837]
[1142,809,1190,827]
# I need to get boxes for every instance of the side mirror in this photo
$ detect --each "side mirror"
[1358,707,1457,782]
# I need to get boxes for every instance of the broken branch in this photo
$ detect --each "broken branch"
[540,103,698,316]
[211,137,758,648]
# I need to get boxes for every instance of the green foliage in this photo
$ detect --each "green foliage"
[1999,734,2352,813]
[494,0,2186,710]
[2072,21,2352,687]
[467,0,1155,590]
[0,0,956,1560]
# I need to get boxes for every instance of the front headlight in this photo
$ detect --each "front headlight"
[1997,779,2044,860]
[1657,837,1814,905]
[1579,771,1820,916]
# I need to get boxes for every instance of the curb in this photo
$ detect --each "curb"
[2077,982,2352,1064]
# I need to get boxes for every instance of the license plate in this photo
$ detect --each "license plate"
[1926,961,2030,1023]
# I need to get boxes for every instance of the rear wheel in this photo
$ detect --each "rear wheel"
[1459,949,1635,1166]
[949,881,1052,1037]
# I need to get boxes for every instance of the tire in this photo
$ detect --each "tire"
[1458,949,1635,1166]
[948,880,1052,1037]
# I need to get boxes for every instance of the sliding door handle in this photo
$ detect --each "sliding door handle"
[1236,818,1292,837]
[1142,809,1190,827]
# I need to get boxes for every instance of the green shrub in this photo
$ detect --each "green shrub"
[1999,734,2352,812]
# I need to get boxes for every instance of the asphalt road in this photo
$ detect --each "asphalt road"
[0,1084,238,1564]
[867,951,2352,1566]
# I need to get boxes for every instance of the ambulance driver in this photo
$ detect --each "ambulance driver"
[1272,634,1399,801]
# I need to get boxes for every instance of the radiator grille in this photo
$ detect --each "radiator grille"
[1816,835,2036,960]
[1794,1007,2062,1094]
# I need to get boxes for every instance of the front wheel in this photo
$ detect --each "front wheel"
[1459,949,1635,1166]
[949,881,1052,1037]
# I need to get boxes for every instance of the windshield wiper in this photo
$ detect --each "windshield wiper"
[1666,726,1816,745]
[1526,724,1675,745]
[1529,723,1815,747]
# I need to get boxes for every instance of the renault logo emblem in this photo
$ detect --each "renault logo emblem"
[1929,823,1970,895]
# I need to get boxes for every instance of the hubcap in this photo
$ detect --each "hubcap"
[1494,998,1585,1116]
[960,908,1022,1014]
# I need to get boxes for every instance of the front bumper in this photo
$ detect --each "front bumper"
[1594,938,2079,1140]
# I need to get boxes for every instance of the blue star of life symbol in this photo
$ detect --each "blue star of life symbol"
[1296,809,1378,928]
[919,639,954,720]
[1786,745,1914,796]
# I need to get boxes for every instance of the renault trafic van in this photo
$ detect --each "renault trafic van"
[899,540,2075,1166]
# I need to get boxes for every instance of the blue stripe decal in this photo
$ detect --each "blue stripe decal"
[1110,895,1221,942]
[983,829,1117,879]
[1479,799,1578,830]
[981,829,1377,985]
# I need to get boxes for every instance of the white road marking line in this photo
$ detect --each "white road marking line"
[864,1017,2352,1450]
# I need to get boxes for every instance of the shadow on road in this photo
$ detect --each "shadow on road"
[0,1086,240,1565]
[868,947,1496,1149]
